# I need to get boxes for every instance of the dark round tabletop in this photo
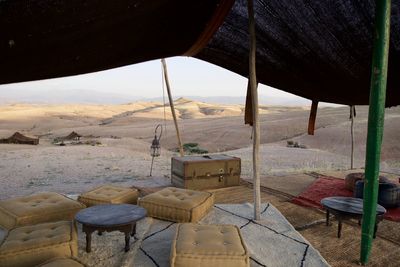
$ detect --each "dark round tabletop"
[321,196,386,216]
[75,204,147,227]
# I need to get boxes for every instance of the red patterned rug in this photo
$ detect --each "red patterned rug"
[292,176,400,222]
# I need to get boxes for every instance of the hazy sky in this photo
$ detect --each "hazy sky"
[0,57,305,100]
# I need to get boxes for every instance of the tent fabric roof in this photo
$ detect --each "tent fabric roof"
[0,0,226,84]
[63,131,82,140]
[10,132,38,141]
[196,0,400,106]
[0,132,39,145]
[0,0,399,106]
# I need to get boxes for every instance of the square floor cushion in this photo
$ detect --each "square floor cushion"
[0,192,85,230]
[77,184,139,207]
[138,187,214,222]
[36,258,85,267]
[170,223,250,267]
[0,221,78,267]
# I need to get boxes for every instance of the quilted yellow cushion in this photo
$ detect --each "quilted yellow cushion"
[0,193,85,230]
[36,258,85,267]
[0,221,78,267]
[78,185,139,207]
[171,223,250,267]
[138,187,214,222]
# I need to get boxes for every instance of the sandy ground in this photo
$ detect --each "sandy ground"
[0,100,399,199]
[0,140,358,199]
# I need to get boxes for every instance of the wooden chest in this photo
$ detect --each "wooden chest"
[171,155,241,190]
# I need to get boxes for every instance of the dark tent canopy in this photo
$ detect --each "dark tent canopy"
[0,0,399,106]
[198,0,400,106]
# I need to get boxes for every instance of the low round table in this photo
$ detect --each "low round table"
[75,204,147,252]
[321,197,386,238]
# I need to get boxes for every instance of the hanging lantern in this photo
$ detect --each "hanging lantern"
[150,135,161,157]
[149,124,163,176]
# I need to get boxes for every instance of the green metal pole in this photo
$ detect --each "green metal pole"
[360,0,391,264]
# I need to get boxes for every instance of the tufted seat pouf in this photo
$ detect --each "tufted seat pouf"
[171,223,249,267]
[77,184,139,207]
[354,180,400,208]
[36,258,85,267]
[0,192,85,230]
[0,221,78,267]
[138,187,214,222]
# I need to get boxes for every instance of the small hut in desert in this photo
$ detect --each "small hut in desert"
[63,131,82,141]
[0,132,39,145]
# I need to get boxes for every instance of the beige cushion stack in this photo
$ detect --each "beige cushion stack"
[170,223,249,267]
[0,192,85,230]
[78,185,139,207]
[0,221,78,267]
[138,187,214,222]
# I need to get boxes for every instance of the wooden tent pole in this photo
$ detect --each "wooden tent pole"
[244,81,254,126]
[247,0,261,220]
[350,106,355,169]
[161,58,184,157]
[308,100,318,135]
[360,0,391,264]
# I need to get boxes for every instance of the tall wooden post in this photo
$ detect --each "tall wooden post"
[161,59,184,157]
[360,0,391,264]
[350,106,355,169]
[247,0,261,220]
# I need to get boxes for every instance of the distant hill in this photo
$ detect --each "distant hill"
[0,88,321,106]
[0,89,140,105]
[144,95,314,106]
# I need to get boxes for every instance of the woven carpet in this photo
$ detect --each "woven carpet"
[133,203,330,267]
[292,176,400,222]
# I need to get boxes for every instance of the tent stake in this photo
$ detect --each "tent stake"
[350,106,355,169]
[360,0,391,264]
[247,0,261,220]
[161,59,184,157]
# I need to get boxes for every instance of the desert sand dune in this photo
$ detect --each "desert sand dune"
[292,109,400,173]
[0,99,399,199]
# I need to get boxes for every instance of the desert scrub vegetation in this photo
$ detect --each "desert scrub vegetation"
[176,143,209,154]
